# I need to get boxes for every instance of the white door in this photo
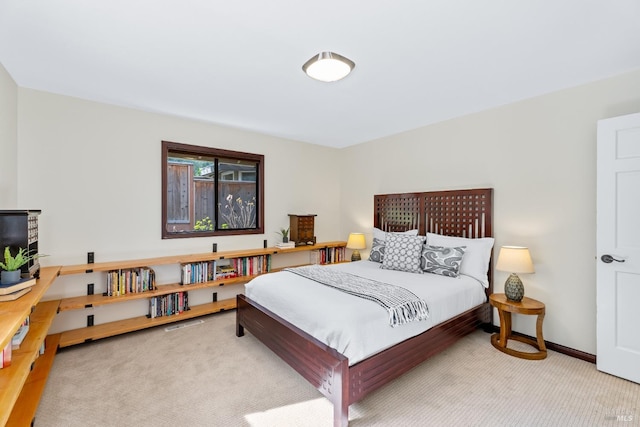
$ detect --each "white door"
[597,112,640,384]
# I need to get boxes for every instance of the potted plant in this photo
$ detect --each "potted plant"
[279,227,290,243]
[0,246,41,284]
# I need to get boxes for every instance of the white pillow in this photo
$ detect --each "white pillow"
[426,233,494,287]
[373,227,418,241]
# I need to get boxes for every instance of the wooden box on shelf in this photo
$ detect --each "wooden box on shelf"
[288,214,317,246]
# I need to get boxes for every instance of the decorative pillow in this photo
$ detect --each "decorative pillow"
[373,227,418,241]
[426,233,494,287]
[368,237,386,263]
[369,228,420,264]
[420,244,466,277]
[381,233,425,274]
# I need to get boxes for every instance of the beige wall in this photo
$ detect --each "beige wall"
[0,62,18,207]
[339,68,640,354]
[17,89,342,263]
[15,89,342,332]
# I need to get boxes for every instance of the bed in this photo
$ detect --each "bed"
[236,188,493,426]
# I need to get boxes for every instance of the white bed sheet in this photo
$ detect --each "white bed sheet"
[244,260,487,365]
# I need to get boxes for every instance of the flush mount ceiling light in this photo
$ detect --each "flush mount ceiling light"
[302,51,355,82]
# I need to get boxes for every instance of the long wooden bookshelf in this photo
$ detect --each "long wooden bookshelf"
[57,241,347,348]
[58,299,237,347]
[0,266,60,427]
[57,242,346,276]
[57,274,253,311]
[0,241,347,426]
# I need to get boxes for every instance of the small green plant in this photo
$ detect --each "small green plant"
[277,227,290,243]
[0,247,42,271]
[279,227,289,239]
[194,216,214,231]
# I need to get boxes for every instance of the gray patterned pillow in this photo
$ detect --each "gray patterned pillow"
[368,237,386,263]
[381,233,424,273]
[420,244,466,277]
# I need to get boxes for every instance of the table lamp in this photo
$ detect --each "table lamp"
[347,233,366,261]
[496,246,534,302]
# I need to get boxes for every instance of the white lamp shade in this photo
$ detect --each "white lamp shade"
[496,246,534,274]
[346,233,366,250]
[303,52,355,82]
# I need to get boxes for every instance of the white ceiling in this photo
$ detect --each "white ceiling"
[1,1,639,148]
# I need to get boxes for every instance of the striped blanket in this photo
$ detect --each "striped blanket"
[284,265,429,327]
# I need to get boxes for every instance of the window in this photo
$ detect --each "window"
[161,140,264,239]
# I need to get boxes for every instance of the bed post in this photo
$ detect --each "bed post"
[237,294,352,425]
[333,358,349,427]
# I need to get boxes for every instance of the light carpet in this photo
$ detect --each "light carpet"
[36,311,639,426]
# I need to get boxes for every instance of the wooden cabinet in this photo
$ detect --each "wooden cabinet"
[0,266,60,427]
[288,214,317,246]
[56,241,346,348]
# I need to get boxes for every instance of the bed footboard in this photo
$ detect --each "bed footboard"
[237,293,490,426]
[236,294,350,427]
[348,301,491,403]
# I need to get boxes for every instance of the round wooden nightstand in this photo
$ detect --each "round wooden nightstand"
[489,293,547,360]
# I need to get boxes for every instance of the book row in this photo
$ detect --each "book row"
[310,247,347,265]
[181,255,272,285]
[148,292,189,319]
[106,267,156,297]
[1,315,44,369]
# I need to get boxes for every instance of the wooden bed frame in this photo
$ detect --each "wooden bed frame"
[236,188,493,426]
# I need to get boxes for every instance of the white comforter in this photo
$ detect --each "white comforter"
[244,260,487,365]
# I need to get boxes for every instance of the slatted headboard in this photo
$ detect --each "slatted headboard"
[374,188,494,293]
[374,188,493,238]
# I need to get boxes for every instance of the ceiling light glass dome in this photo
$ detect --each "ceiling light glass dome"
[302,52,355,82]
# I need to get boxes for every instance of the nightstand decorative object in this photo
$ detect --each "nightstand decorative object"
[346,232,366,261]
[288,214,317,246]
[495,246,534,302]
[489,293,547,360]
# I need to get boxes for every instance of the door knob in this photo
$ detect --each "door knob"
[601,254,625,263]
